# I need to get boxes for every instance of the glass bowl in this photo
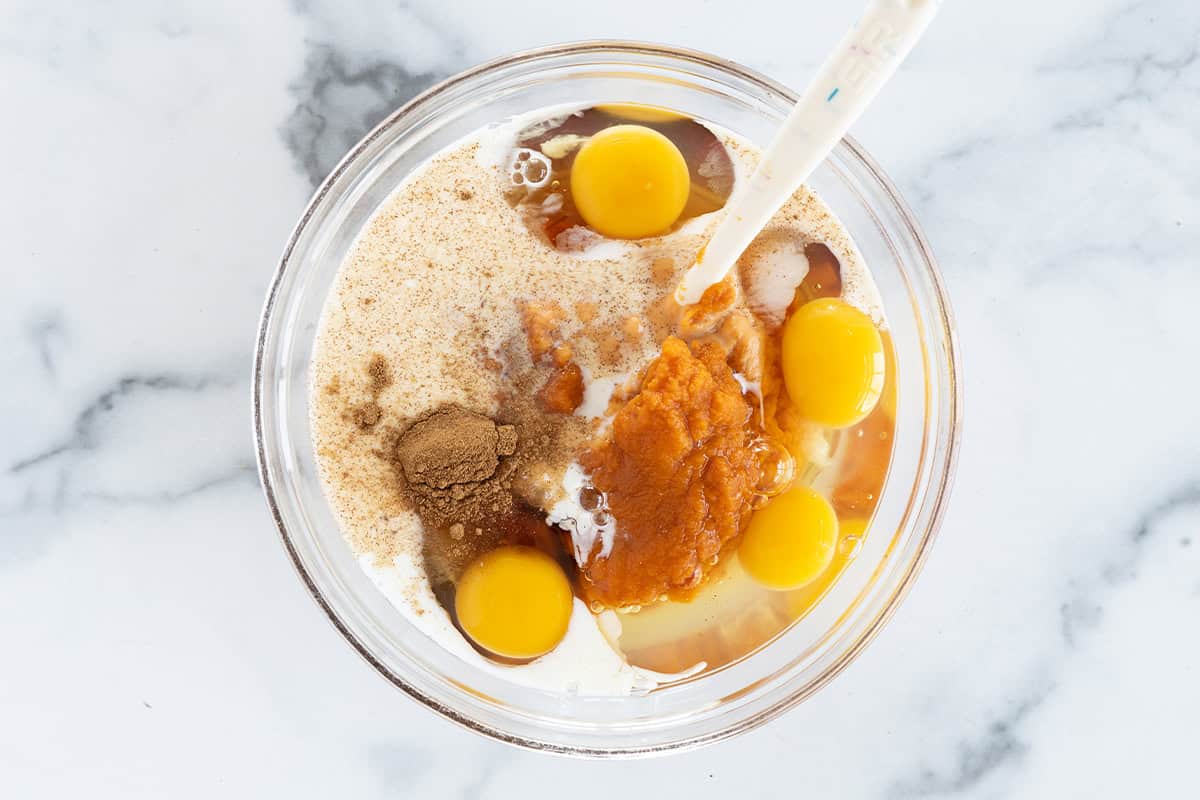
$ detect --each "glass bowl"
[253,41,960,757]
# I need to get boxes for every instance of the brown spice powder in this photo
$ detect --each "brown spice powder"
[389,394,588,585]
[392,406,519,529]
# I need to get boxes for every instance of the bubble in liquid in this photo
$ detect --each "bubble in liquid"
[839,535,863,558]
[508,148,552,189]
[525,158,548,183]
[579,486,603,511]
[752,437,795,497]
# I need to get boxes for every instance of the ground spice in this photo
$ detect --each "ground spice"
[366,354,392,392]
[350,354,392,429]
[397,407,515,488]
[352,402,382,429]
[393,406,519,530]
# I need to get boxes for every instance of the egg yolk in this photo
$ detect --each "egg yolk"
[595,103,686,123]
[783,517,868,618]
[739,486,838,590]
[570,124,690,239]
[879,331,898,421]
[781,298,885,428]
[454,546,573,660]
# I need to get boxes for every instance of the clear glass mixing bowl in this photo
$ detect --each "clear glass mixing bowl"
[253,41,961,757]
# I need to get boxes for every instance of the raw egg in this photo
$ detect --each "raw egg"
[739,486,838,590]
[595,103,686,123]
[454,546,573,659]
[570,124,690,239]
[782,298,884,428]
[783,517,869,618]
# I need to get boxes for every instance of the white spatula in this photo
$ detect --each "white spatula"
[676,0,940,304]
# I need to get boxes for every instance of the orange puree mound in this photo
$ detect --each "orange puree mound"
[579,336,762,608]
[540,362,584,414]
[520,300,566,362]
[680,278,737,337]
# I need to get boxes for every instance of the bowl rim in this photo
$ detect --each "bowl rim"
[252,38,962,757]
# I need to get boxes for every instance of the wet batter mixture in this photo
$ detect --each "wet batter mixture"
[310,104,894,693]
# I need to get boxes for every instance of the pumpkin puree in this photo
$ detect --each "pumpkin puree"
[579,336,762,608]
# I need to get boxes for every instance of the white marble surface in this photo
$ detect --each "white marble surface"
[2,0,1198,795]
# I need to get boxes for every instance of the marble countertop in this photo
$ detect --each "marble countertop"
[3,0,1197,795]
